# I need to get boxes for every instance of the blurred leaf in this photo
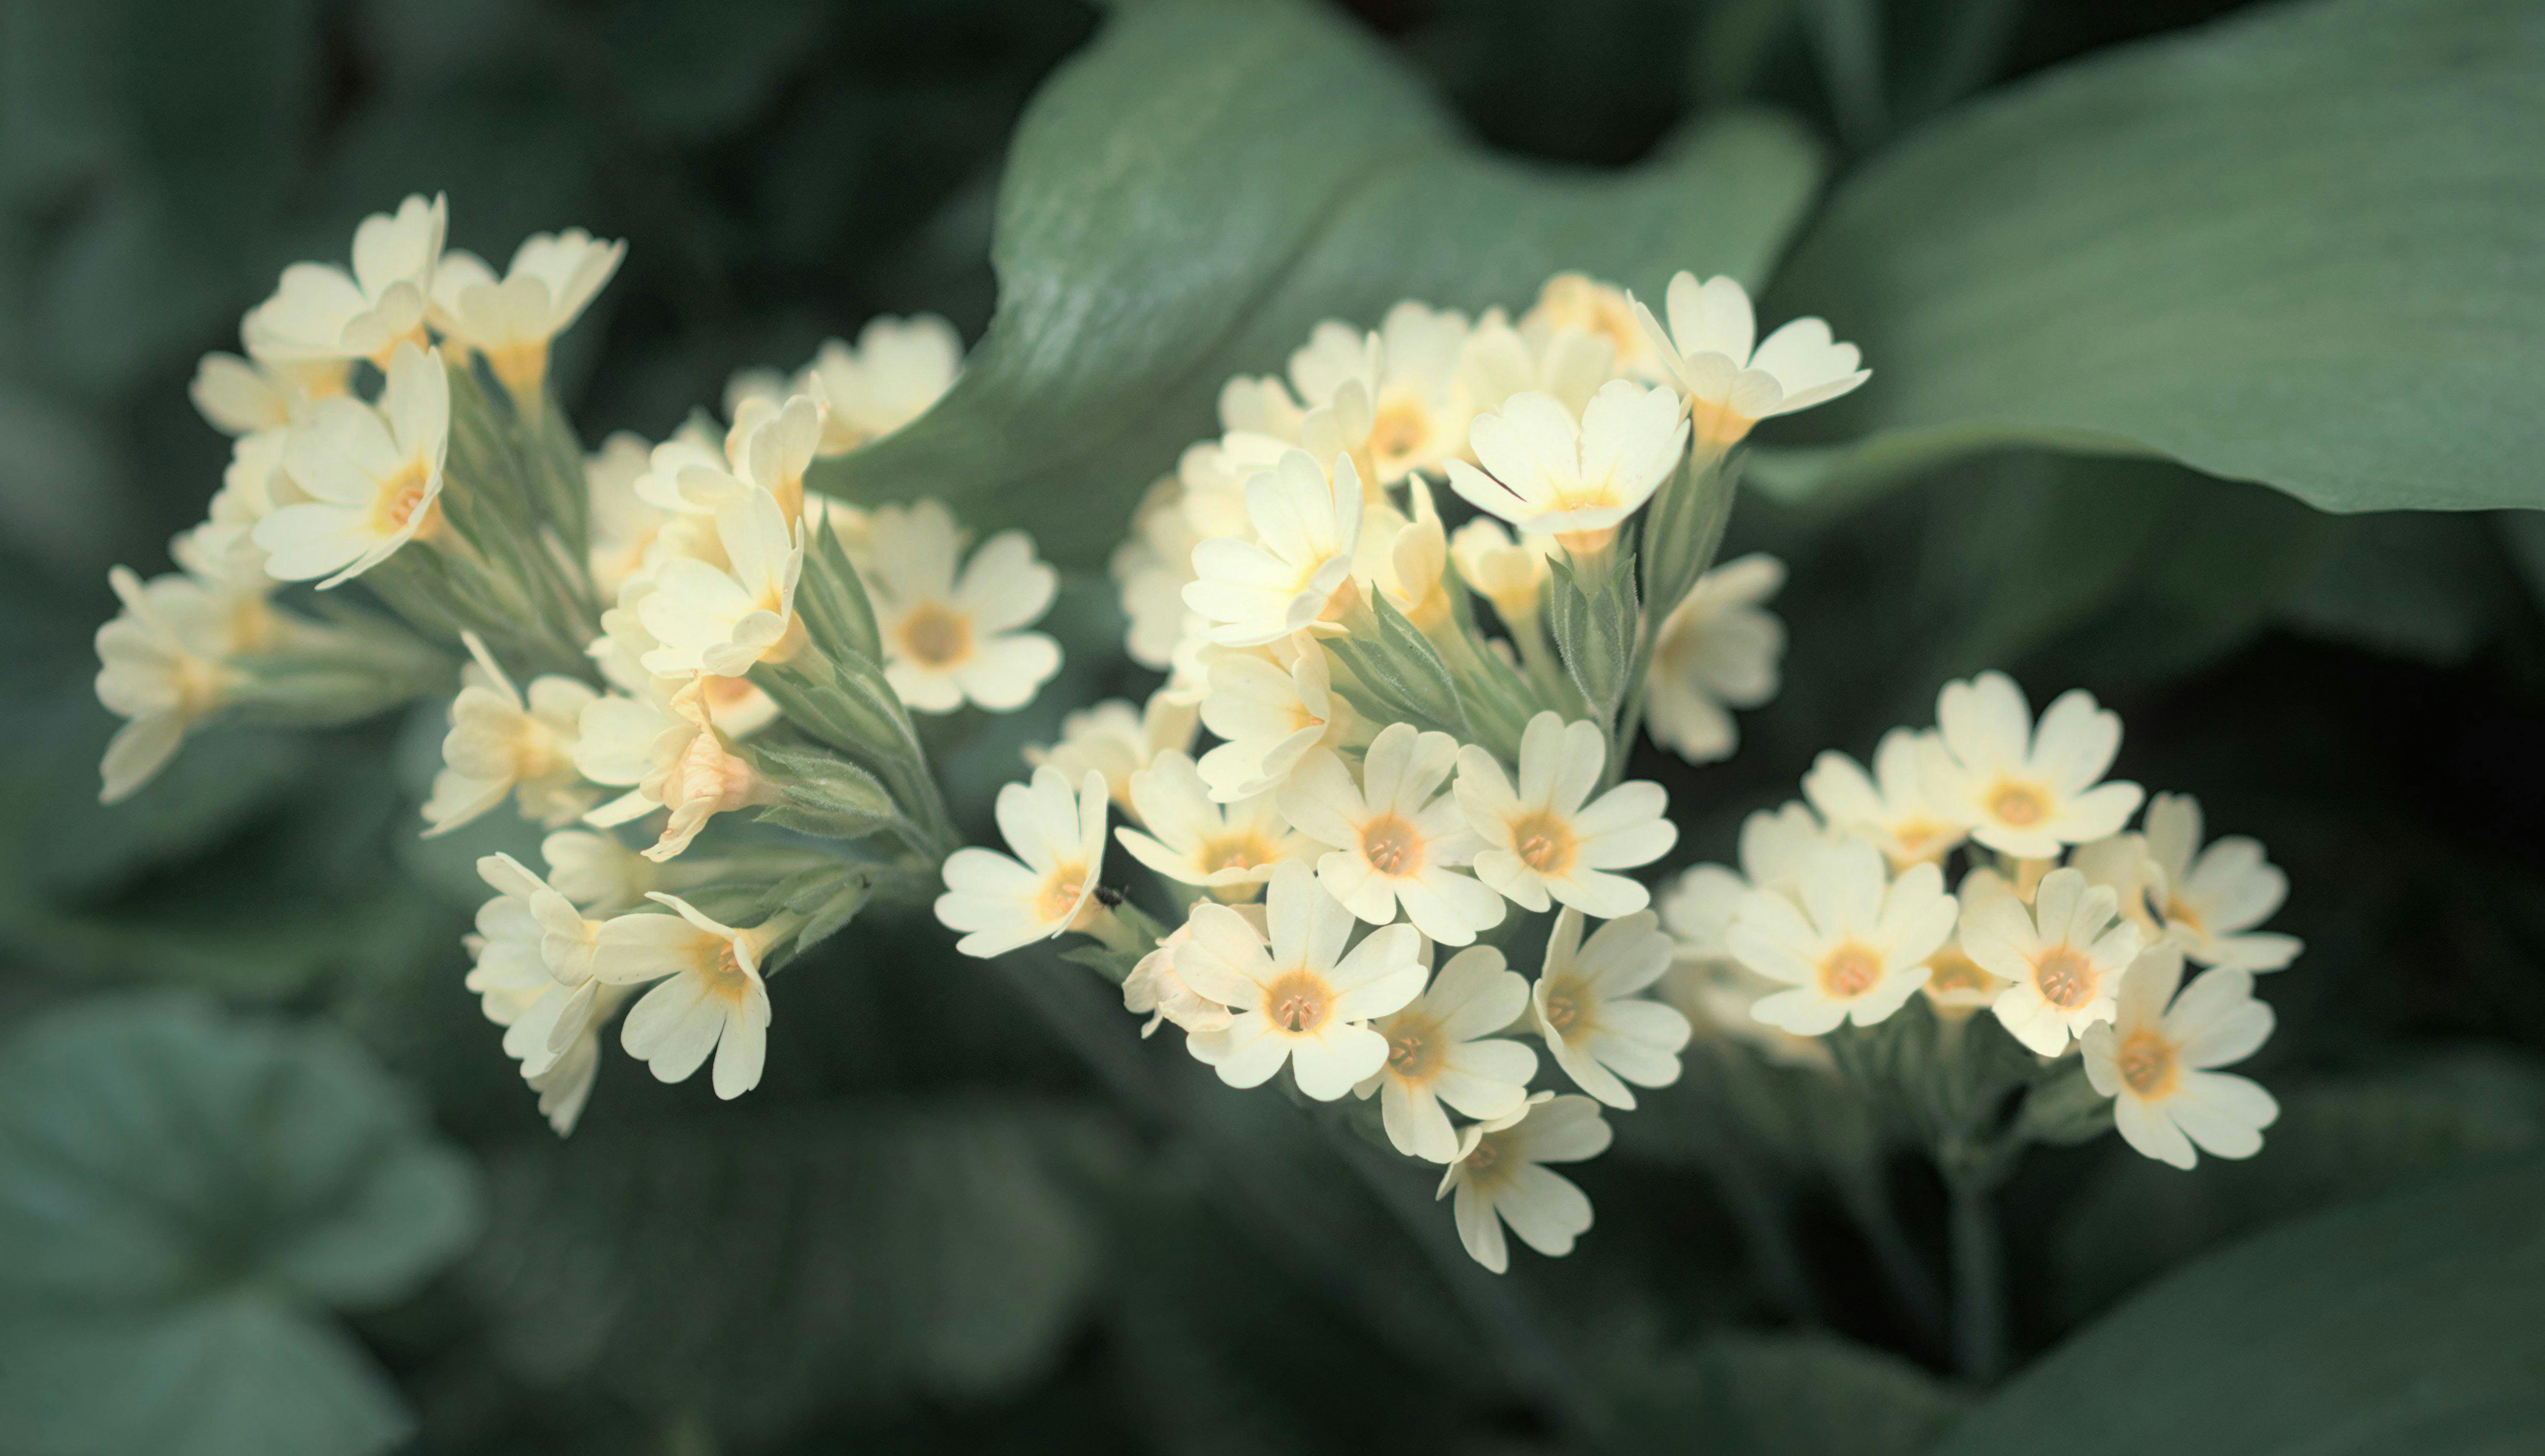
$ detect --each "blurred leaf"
[2276,511,2514,664]
[1937,1158,2545,1456]
[598,0,827,142]
[814,0,1826,564]
[0,993,482,1456]
[2051,1050,2545,1325]
[1766,0,2545,512]
[1610,1331,1967,1455]
[468,1100,1125,1444]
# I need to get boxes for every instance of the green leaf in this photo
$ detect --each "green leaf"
[809,0,1825,563]
[1610,1332,1968,1455]
[2051,1051,2545,1326]
[0,994,482,1456]
[1764,0,2545,513]
[1937,1157,2545,1455]
[468,1100,1124,1444]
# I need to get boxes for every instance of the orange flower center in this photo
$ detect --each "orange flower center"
[1818,942,1883,999]
[1385,1016,1443,1082]
[2033,947,2097,1009]
[1036,862,1088,924]
[1361,814,1424,877]
[1263,970,1332,1034]
[2118,1029,2177,1098]
[898,603,972,668]
[1512,810,1576,876]
[1988,781,2050,827]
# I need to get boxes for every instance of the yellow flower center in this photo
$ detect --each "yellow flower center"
[1923,948,1993,998]
[368,459,440,538]
[1818,942,1884,999]
[1688,394,1759,449]
[1987,781,2051,827]
[897,603,973,668]
[702,941,754,1004]
[1366,397,1432,480]
[1199,832,1274,875]
[1360,814,1424,877]
[2118,1029,2178,1098]
[1036,861,1088,924]
[1385,1015,1444,1082]
[663,724,755,811]
[1540,975,1585,1035]
[2033,946,2097,1009]
[2164,895,2205,937]
[1263,970,1333,1035]
[1511,810,1577,876]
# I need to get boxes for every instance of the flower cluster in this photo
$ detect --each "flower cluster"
[958,269,1875,1271]
[1661,670,2297,1169]
[96,195,1045,1130]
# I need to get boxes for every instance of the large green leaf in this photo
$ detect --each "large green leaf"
[0,994,482,1456]
[468,1100,1125,1444]
[808,0,1825,563]
[1937,1157,2545,1456]
[1611,1332,1967,1456]
[1762,0,2545,513]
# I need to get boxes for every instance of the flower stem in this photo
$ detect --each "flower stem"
[1946,1164,2006,1383]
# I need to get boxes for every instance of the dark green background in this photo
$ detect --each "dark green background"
[3,2,2541,1453]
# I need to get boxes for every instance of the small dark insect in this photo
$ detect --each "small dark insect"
[1093,884,1126,908]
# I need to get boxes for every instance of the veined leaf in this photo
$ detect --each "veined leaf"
[809,0,1824,563]
[1763,0,2545,514]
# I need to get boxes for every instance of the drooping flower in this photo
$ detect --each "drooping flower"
[423,633,600,836]
[242,193,446,366]
[1172,861,1426,1100]
[1277,723,1506,946]
[1122,903,1260,1039]
[1630,271,1868,450]
[1117,750,1306,897]
[1728,838,1958,1035]
[1183,449,1366,647]
[539,829,664,914]
[1436,1092,1612,1274]
[1456,712,1677,917]
[93,568,246,803]
[1645,552,1785,765]
[1194,639,1354,802]
[935,766,1109,958]
[1354,944,1540,1163]
[2141,793,2303,972]
[1920,671,2145,859]
[2082,946,2279,1168]
[188,352,345,437]
[636,486,808,679]
[1444,380,1688,552]
[591,892,784,1100]
[428,228,625,399]
[1960,866,2144,1056]
[861,499,1062,713]
[1026,691,1199,813]
[465,853,606,1077]
[255,341,450,587]
[1531,907,1691,1109]
[577,678,776,861]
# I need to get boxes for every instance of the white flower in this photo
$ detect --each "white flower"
[641,395,824,526]
[1803,727,1967,869]
[1630,272,1868,450]
[243,193,446,366]
[590,893,782,1099]
[1447,517,1554,630]
[423,633,601,836]
[1523,273,1658,370]
[636,486,807,678]
[1532,907,1690,1108]
[1445,380,1687,548]
[1122,903,1260,1039]
[1026,691,1198,812]
[539,829,663,913]
[1961,867,2144,1056]
[797,314,963,453]
[1645,552,1785,765]
[1436,1092,1611,1274]
[93,568,246,803]
[1728,838,1958,1035]
[1456,713,1676,917]
[466,853,606,1077]
[1183,449,1366,647]
[189,352,345,437]
[1193,639,1353,802]
[1320,302,1479,484]
[861,500,1061,713]
[1465,298,1624,414]
[255,341,450,587]
[1920,671,2145,858]
[427,228,625,397]
[1367,475,1456,632]
[1920,871,2018,1016]
[2082,946,2279,1168]
[577,679,775,861]
[1173,861,1425,1099]
[524,1004,622,1136]
[1110,476,1204,670]
[585,431,675,602]
[1277,723,1506,946]
[1658,801,1835,961]
[2142,793,2302,972]
[935,766,1109,958]
[1117,750,1307,896]
[1354,945,1540,1163]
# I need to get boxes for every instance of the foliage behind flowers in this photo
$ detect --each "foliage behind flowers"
[9,1,2545,1454]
